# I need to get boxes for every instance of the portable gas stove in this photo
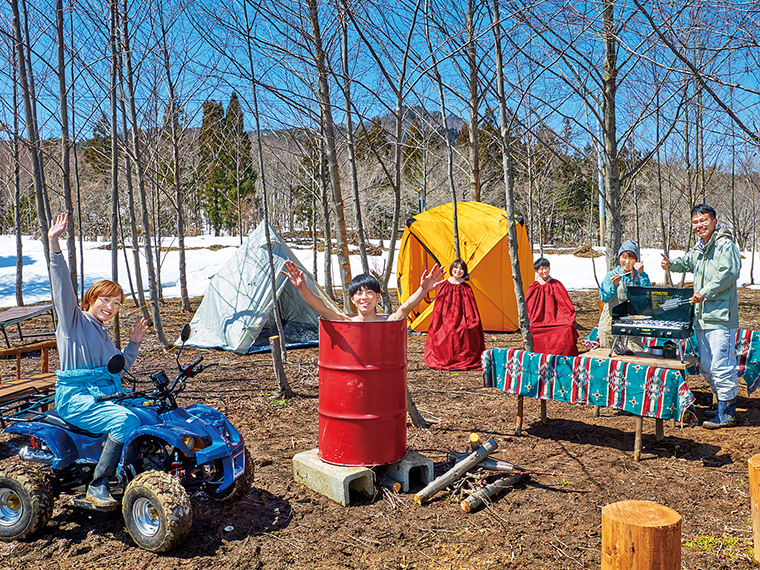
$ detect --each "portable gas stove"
[610,286,695,362]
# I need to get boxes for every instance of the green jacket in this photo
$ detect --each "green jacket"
[669,227,741,330]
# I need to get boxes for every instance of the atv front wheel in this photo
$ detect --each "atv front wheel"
[0,463,54,541]
[209,449,254,503]
[122,471,192,552]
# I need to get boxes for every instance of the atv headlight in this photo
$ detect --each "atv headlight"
[182,435,209,452]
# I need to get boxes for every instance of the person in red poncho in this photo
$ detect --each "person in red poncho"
[525,257,579,356]
[424,259,486,371]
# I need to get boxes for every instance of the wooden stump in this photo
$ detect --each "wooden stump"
[749,454,760,565]
[601,500,681,570]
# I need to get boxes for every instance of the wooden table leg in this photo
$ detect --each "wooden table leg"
[655,418,664,441]
[634,416,643,462]
[516,396,524,436]
[594,405,601,417]
[540,399,547,425]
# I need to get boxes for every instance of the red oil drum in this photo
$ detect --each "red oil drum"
[317,319,408,466]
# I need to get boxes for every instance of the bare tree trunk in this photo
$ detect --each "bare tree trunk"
[424,0,460,260]
[492,0,531,352]
[340,2,369,274]
[601,0,623,271]
[70,6,85,300]
[21,0,52,228]
[57,0,77,295]
[312,194,318,278]
[120,0,168,346]
[307,0,352,308]
[655,79,672,286]
[110,0,121,348]
[321,145,335,303]
[252,80,294,398]
[117,60,148,319]
[12,40,23,307]
[12,0,50,281]
[466,0,481,202]
[158,5,191,312]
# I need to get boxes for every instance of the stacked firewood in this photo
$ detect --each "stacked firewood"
[414,434,530,513]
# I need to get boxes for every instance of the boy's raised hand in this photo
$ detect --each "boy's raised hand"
[419,264,446,293]
[282,260,306,289]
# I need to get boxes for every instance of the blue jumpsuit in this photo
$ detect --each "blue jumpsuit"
[51,252,141,442]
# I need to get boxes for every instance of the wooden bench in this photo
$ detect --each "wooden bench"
[0,373,57,404]
[0,341,57,426]
[0,339,57,383]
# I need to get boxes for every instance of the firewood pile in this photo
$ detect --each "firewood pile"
[413,433,541,513]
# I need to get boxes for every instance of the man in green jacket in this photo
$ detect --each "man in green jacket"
[661,204,741,429]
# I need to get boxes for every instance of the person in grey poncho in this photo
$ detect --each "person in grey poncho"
[48,212,148,507]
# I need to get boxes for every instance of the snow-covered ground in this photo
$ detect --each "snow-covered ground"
[2,233,760,309]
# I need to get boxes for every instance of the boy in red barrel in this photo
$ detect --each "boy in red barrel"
[282,260,444,322]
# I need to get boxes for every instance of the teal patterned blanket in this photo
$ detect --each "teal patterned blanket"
[482,348,697,425]
[582,327,760,395]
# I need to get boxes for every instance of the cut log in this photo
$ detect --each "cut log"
[749,454,760,565]
[449,452,515,473]
[414,438,498,505]
[469,432,480,451]
[601,500,681,570]
[378,475,402,494]
[460,473,526,513]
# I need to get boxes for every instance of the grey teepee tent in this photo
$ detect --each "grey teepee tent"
[186,222,338,353]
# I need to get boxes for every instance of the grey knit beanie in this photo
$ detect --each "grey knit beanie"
[617,239,639,261]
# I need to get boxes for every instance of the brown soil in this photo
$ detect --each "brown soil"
[2,289,760,569]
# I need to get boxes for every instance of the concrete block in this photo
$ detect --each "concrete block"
[381,450,434,493]
[292,449,374,506]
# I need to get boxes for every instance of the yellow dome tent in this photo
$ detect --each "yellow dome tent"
[396,201,534,332]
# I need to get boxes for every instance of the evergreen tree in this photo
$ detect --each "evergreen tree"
[222,92,257,235]
[198,100,227,235]
[197,94,257,236]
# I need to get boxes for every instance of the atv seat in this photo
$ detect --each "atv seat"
[42,410,103,438]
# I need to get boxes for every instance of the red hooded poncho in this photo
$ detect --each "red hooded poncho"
[424,280,486,371]
[525,277,579,356]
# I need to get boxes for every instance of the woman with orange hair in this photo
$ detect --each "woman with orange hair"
[48,212,148,508]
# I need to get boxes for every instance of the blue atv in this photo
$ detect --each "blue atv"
[0,325,254,552]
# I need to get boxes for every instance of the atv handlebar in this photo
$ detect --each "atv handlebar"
[94,352,213,409]
[183,355,204,377]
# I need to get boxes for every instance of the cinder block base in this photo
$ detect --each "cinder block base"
[381,450,434,493]
[292,449,374,506]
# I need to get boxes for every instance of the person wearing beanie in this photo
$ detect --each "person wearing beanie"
[597,239,651,352]
[661,204,741,429]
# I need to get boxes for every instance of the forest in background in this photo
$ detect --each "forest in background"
[2,0,760,349]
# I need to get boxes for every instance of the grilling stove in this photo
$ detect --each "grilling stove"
[610,286,694,362]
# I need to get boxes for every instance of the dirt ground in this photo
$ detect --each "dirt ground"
[1,288,760,570]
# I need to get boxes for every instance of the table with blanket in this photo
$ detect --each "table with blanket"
[482,347,700,461]
[582,326,760,395]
